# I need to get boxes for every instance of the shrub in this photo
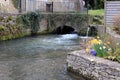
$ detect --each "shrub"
[0,16,4,21]
[12,0,20,9]
[86,36,120,62]
[17,12,40,35]
[0,25,5,31]
[7,16,13,21]
[113,14,120,34]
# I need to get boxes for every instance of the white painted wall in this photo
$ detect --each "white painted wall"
[0,0,18,13]
[25,0,83,12]
[0,0,10,5]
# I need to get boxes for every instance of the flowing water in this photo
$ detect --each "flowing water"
[0,34,86,80]
[86,27,90,37]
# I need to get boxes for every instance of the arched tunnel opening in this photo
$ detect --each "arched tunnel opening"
[53,25,77,34]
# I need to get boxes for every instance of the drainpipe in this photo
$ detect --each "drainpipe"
[52,1,53,13]
[19,0,21,13]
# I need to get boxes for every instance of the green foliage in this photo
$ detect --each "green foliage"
[94,0,104,9]
[89,15,104,25]
[106,42,120,62]
[88,36,120,62]
[17,12,40,35]
[88,9,104,16]
[0,25,5,31]
[0,24,26,40]
[0,17,4,21]
[17,13,88,34]
[40,13,88,29]
[87,0,104,9]
[0,12,88,40]
[12,0,20,9]
[0,14,30,41]
[1,36,6,40]
[7,16,13,21]
[93,44,108,57]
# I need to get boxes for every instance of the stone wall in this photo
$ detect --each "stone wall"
[39,13,88,34]
[67,50,120,80]
[106,27,120,41]
[0,0,18,13]
[0,13,30,41]
[89,25,105,37]
[0,13,88,40]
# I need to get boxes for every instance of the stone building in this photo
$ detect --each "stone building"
[0,0,18,13]
[21,0,84,13]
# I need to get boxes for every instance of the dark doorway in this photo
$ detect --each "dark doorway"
[46,2,53,12]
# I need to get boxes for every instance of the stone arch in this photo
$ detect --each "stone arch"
[53,25,77,34]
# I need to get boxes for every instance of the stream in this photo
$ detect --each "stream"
[0,34,86,80]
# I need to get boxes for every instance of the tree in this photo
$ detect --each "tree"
[84,0,104,9]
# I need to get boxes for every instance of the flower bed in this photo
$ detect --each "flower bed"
[86,36,120,63]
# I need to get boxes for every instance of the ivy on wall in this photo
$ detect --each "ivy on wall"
[16,12,40,35]
[17,12,88,35]
[12,0,20,9]
[0,15,27,41]
[0,12,89,40]
[40,13,88,30]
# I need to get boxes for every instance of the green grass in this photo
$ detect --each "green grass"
[88,9,104,16]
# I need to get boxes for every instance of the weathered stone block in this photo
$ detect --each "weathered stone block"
[67,50,120,80]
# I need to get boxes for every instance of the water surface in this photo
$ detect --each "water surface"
[0,34,86,80]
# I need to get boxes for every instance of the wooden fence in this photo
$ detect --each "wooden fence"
[105,0,120,26]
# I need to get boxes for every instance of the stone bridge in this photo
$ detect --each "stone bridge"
[39,13,88,35]
[0,13,89,36]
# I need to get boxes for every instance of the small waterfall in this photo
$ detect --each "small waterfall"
[86,27,90,37]
[60,34,78,40]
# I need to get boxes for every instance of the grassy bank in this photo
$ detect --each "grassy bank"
[88,9,104,16]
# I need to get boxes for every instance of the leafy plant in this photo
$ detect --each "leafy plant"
[93,44,108,57]
[88,9,104,16]
[7,16,13,21]
[113,14,120,34]
[17,12,40,35]
[0,25,5,31]
[87,36,120,62]
[106,41,120,62]
[12,0,20,9]
[0,16,4,21]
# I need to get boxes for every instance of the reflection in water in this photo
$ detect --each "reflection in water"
[0,34,86,80]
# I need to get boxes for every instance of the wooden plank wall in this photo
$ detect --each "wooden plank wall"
[105,1,120,26]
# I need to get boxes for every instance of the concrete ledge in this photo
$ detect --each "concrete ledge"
[67,50,120,80]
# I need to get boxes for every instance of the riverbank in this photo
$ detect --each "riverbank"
[0,12,89,41]
[67,50,120,80]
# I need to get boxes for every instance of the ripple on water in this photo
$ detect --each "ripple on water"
[0,35,86,80]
